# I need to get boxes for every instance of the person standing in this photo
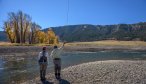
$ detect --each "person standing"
[50,43,65,79]
[38,47,49,81]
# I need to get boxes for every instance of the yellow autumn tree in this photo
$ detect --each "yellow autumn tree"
[4,22,15,43]
[36,31,46,43]
[28,22,41,44]
[4,11,32,43]
[47,28,56,44]
[4,11,60,45]
[35,29,59,44]
[54,36,59,45]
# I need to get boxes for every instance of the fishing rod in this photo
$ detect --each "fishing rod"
[59,0,70,44]
[66,0,70,26]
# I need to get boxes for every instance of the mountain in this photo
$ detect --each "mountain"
[44,22,146,42]
[1,22,146,42]
[0,31,7,41]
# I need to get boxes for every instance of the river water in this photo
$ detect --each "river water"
[0,50,146,84]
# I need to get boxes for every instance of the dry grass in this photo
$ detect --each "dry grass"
[66,40,146,47]
[0,42,53,46]
[1,40,146,47]
[0,42,14,46]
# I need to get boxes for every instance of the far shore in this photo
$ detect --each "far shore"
[1,40,146,47]
[1,40,146,55]
[0,44,146,54]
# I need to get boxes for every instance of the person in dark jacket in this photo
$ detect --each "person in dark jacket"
[38,47,49,81]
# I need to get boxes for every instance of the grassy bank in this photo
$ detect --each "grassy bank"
[1,40,146,47]
[0,42,53,46]
[66,40,146,47]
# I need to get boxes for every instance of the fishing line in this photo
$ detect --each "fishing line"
[66,0,70,25]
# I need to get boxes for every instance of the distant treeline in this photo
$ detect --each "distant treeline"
[2,11,58,44]
[43,22,146,42]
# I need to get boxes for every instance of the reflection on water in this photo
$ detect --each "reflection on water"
[0,50,146,84]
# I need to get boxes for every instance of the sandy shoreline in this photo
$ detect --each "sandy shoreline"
[22,60,146,84]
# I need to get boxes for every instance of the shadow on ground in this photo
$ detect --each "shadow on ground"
[42,80,53,84]
[41,78,70,84]
[59,78,70,84]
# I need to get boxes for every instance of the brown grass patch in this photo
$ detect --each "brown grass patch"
[66,40,146,47]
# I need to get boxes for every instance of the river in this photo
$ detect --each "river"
[0,50,146,84]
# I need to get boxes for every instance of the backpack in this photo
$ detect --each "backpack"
[39,51,47,63]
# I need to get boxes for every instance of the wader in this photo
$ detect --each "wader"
[39,51,47,81]
[39,62,47,81]
[53,58,61,79]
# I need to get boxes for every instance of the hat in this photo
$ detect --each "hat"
[42,47,46,50]
[54,46,58,49]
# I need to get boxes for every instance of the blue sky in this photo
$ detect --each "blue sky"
[0,0,146,31]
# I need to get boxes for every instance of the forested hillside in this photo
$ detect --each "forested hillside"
[44,22,146,42]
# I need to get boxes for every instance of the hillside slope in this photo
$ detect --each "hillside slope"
[0,31,7,41]
[44,22,146,42]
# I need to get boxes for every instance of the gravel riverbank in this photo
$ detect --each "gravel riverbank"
[22,60,146,84]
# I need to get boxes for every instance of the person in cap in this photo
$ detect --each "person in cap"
[38,47,49,81]
[50,42,65,79]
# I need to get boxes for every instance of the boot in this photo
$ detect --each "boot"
[40,70,43,81]
[42,70,46,81]
[58,73,61,79]
[55,73,58,79]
